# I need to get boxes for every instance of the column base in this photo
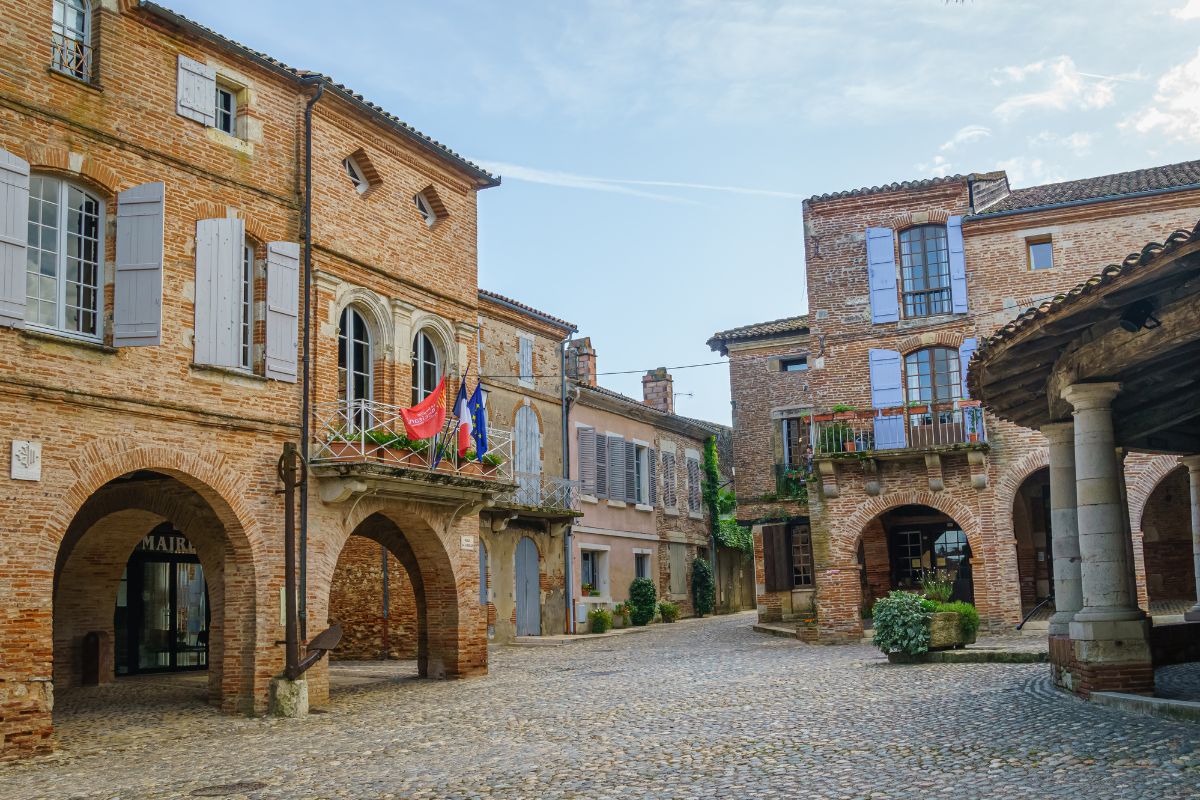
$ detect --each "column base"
[1072,605,1146,624]
[269,676,309,718]
[1065,618,1154,697]
[1185,606,1200,623]
[1048,611,1076,637]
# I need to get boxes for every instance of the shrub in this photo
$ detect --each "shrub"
[919,571,954,603]
[628,577,657,626]
[587,607,612,634]
[871,591,932,657]
[658,600,680,623]
[691,557,715,617]
[936,601,980,639]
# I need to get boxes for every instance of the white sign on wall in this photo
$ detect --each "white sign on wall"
[460,534,476,551]
[11,440,41,481]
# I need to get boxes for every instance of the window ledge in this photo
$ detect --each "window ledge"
[606,500,627,509]
[20,327,115,353]
[190,362,271,384]
[577,595,612,604]
[48,66,102,93]
[204,126,254,156]
[664,507,680,517]
[895,312,964,331]
[688,511,704,520]
[580,494,599,505]
[634,503,653,512]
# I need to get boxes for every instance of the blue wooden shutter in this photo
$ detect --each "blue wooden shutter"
[177,55,216,126]
[114,182,164,346]
[577,427,596,496]
[607,436,625,502]
[0,149,29,328]
[625,440,637,503]
[958,337,978,398]
[595,433,608,499]
[194,217,243,368]
[869,348,906,450]
[648,447,658,506]
[866,227,898,324]
[265,241,299,381]
[947,215,968,314]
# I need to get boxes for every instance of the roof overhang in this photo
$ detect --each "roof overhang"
[970,222,1200,454]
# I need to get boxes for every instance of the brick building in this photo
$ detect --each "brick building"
[711,161,1200,641]
[0,0,541,758]
[565,341,728,629]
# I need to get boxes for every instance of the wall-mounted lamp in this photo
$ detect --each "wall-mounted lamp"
[1118,300,1161,333]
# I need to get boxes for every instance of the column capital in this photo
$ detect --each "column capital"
[1040,421,1075,444]
[1181,454,1200,472]
[1061,381,1121,411]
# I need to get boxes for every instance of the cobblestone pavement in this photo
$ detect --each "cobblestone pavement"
[4,613,1199,799]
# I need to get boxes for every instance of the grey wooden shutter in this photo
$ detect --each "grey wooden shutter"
[194,217,243,368]
[177,55,216,126]
[577,427,596,496]
[648,447,658,505]
[625,440,637,502]
[0,149,29,328]
[947,216,968,314]
[265,241,300,382]
[607,436,625,502]
[518,336,533,383]
[595,433,608,499]
[113,182,164,346]
[687,457,701,511]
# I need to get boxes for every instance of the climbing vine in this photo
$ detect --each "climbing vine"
[703,435,753,555]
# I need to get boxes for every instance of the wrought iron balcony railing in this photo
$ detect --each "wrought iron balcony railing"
[51,34,94,82]
[496,472,581,512]
[310,399,513,481]
[811,400,987,455]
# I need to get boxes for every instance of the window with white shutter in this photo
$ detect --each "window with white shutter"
[577,427,597,496]
[606,435,625,503]
[661,452,677,508]
[595,433,608,499]
[26,175,103,339]
[177,55,217,127]
[647,447,658,505]
[686,456,702,513]
[265,241,299,382]
[624,440,637,503]
[194,217,245,369]
[113,182,164,347]
[0,149,30,329]
[518,335,533,387]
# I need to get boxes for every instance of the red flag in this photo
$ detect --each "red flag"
[400,376,447,440]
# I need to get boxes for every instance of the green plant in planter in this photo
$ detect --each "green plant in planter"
[936,601,980,639]
[691,557,715,617]
[658,600,680,623]
[919,570,954,603]
[831,403,857,413]
[628,577,657,626]
[871,591,933,657]
[588,607,613,634]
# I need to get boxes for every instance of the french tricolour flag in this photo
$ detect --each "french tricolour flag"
[454,380,472,458]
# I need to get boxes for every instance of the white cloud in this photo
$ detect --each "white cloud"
[995,157,1066,187]
[474,160,807,202]
[1027,130,1095,156]
[939,124,992,152]
[992,56,1131,120]
[1124,47,1200,143]
[915,155,953,177]
[1173,0,1200,20]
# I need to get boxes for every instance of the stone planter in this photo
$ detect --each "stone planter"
[930,611,967,650]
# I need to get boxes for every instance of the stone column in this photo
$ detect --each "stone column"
[1185,455,1200,622]
[1061,382,1152,695]
[1042,422,1081,636]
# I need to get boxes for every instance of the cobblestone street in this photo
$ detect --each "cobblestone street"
[3,613,1198,799]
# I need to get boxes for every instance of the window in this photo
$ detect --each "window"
[518,335,533,386]
[762,523,813,591]
[780,356,807,372]
[904,347,962,405]
[414,192,437,227]
[791,523,814,588]
[342,156,368,195]
[669,543,687,594]
[634,445,648,504]
[661,451,677,507]
[686,455,702,513]
[635,552,650,580]
[338,307,372,413]
[580,549,606,595]
[782,418,808,467]
[51,0,92,80]
[26,175,103,338]
[1027,235,1053,271]
[239,243,254,370]
[215,84,236,136]
[411,329,441,404]
[899,225,952,318]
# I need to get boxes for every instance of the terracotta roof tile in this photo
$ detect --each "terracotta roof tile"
[707,315,809,354]
[478,289,576,332]
[973,159,1200,216]
[806,175,969,204]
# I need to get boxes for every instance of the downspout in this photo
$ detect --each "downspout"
[299,78,325,639]
[561,336,575,634]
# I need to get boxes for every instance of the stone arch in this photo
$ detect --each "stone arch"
[993,446,1050,544]
[23,143,119,199]
[333,284,395,362]
[897,330,967,356]
[409,311,458,374]
[829,490,983,566]
[886,209,952,231]
[1128,455,1184,535]
[1130,457,1190,610]
[192,201,274,243]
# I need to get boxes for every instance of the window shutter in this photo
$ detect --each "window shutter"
[113,182,164,346]
[577,427,596,496]
[0,149,29,329]
[648,447,658,506]
[866,227,899,324]
[625,441,637,503]
[265,241,299,382]
[947,215,968,314]
[194,217,243,368]
[595,433,608,499]
[177,55,217,126]
[869,348,907,450]
[607,436,625,502]
[519,336,532,383]
[687,457,701,511]
[762,525,787,592]
[958,337,978,398]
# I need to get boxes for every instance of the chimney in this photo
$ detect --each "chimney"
[567,337,597,387]
[642,367,674,414]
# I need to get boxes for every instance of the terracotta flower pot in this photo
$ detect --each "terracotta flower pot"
[323,441,360,462]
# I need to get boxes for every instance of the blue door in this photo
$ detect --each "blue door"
[515,536,540,636]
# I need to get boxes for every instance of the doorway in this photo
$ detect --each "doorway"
[515,536,541,636]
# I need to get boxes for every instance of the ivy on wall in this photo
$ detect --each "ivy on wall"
[703,435,753,555]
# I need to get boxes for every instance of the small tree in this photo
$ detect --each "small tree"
[691,557,715,617]
[628,577,657,626]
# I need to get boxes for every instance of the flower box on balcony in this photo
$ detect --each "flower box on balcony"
[378,446,420,467]
[323,441,362,462]
[833,411,855,421]
[907,404,930,414]
[812,412,835,422]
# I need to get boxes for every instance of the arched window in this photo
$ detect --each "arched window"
[899,225,951,318]
[338,307,372,407]
[52,0,92,80]
[904,347,962,405]
[411,330,441,404]
[26,175,103,338]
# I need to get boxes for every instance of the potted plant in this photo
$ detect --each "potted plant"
[588,607,613,634]
[581,583,595,597]
[323,429,362,462]
[658,600,680,623]
[871,590,933,663]
[832,403,857,420]
[843,439,856,452]
[611,601,630,628]
[628,578,657,626]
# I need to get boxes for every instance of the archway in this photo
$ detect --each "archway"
[1139,466,1195,615]
[1012,467,1052,616]
[328,536,418,661]
[52,469,259,716]
[857,504,975,615]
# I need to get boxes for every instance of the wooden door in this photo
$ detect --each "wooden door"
[515,536,541,636]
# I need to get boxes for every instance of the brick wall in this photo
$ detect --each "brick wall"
[328,536,418,660]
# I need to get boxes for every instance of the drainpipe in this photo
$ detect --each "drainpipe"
[561,336,575,633]
[299,77,325,639]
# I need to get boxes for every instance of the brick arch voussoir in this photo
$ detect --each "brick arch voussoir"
[194,201,274,243]
[831,489,983,567]
[24,144,120,200]
[896,330,967,356]
[887,209,953,231]
[1129,456,1186,534]
[993,447,1050,530]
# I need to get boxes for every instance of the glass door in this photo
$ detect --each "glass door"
[117,546,209,674]
[138,561,172,671]
[175,562,208,668]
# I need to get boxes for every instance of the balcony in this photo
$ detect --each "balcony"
[51,34,94,83]
[495,472,582,516]
[310,400,515,505]
[810,400,987,457]
[773,464,809,501]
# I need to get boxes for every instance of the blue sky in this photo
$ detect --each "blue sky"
[168,0,1200,424]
